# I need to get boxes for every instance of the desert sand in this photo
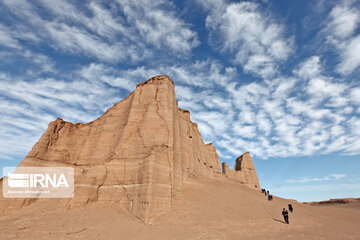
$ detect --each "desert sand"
[1,176,360,239]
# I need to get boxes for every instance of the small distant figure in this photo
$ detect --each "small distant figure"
[282,208,289,224]
[288,203,293,213]
[267,190,269,195]
[270,195,273,200]
[268,194,271,201]
[261,188,265,193]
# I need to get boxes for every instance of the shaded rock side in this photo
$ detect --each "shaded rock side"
[222,152,260,190]
[0,75,221,224]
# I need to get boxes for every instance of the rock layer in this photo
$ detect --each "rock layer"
[222,152,260,189]
[1,75,222,223]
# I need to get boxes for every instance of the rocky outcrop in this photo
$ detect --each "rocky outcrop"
[0,75,264,223]
[1,75,222,224]
[222,152,260,190]
[304,198,360,205]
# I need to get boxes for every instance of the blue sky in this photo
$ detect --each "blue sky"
[0,0,359,202]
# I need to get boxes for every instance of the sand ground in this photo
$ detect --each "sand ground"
[1,176,359,240]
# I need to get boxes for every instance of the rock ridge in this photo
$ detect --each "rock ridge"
[0,75,260,223]
[222,152,260,189]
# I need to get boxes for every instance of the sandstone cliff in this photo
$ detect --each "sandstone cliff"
[0,75,260,223]
[1,76,223,223]
[222,152,260,189]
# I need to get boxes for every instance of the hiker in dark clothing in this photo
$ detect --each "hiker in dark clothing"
[282,208,289,224]
[288,203,293,212]
[268,194,271,201]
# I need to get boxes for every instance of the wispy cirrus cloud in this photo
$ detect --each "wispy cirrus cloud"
[198,0,293,78]
[323,1,360,75]
[0,24,21,49]
[287,174,346,183]
[118,0,200,55]
[0,0,359,166]
[0,0,199,63]
[186,56,360,159]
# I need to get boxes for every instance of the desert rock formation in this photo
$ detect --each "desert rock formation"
[222,152,260,189]
[1,75,225,223]
[0,75,261,223]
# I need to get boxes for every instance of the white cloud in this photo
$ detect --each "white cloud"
[168,60,236,87]
[201,0,293,78]
[208,55,360,159]
[193,111,229,135]
[0,48,56,75]
[287,177,330,183]
[330,125,345,137]
[118,0,199,55]
[79,63,137,91]
[330,174,346,180]
[294,56,322,79]
[307,78,347,104]
[238,106,256,124]
[23,51,56,73]
[243,55,277,78]
[323,2,360,74]
[175,86,194,100]
[325,4,359,41]
[37,0,129,40]
[0,68,132,159]
[233,124,257,138]
[0,24,21,49]
[256,111,272,136]
[45,22,128,62]
[350,87,360,104]
[336,35,360,74]
[196,122,214,140]
[1,0,198,62]
[287,174,346,183]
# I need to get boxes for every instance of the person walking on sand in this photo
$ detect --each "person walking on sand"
[288,203,293,213]
[282,208,289,224]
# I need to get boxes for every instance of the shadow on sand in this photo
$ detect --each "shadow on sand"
[273,218,286,224]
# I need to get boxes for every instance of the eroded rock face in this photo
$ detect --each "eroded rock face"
[222,152,260,190]
[1,75,222,223]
